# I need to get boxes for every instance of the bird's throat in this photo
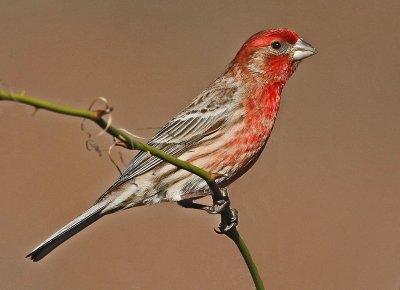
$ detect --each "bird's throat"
[246,82,282,126]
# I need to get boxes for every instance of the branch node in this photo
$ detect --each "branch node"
[210,172,226,181]
[115,140,128,149]
[94,107,114,118]
[86,96,113,118]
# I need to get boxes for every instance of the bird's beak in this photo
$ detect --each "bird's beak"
[292,39,317,61]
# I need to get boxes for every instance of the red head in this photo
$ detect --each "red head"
[234,28,317,82]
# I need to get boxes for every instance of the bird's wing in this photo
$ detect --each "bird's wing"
[121,107,226,179]
[108,85,237,191]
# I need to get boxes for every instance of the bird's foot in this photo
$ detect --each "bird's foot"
[214,208,239,234]
[177,188,239,234]
[204,197,230,214]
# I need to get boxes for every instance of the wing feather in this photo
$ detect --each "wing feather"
[102,84,238,194]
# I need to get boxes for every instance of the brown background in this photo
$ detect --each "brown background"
[1,1,399,289]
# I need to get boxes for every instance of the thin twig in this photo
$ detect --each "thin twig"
[0,90,265,290]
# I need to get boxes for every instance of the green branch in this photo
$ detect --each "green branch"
[0,90,265,290]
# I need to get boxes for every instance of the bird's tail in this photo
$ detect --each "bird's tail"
[26,200,110,262]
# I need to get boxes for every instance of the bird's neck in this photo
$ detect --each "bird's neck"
[245,81,283,125]
[221,64,287,124]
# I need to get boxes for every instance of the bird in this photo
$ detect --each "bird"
[27,28,317,261]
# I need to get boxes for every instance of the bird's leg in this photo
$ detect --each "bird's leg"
[215,207,239,234]
[212,188,239,234]
[177,198,230,214]
[178,199,238,233]
[178,189,239,233]
[177,192,229,214]
[177,199,211,211]
[204,195,230,214]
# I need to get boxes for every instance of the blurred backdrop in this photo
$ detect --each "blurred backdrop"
[1,1,399,289]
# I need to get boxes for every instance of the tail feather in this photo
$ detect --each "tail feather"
[26,200,109,262]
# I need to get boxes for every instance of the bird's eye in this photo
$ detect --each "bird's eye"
[271,41,282,50]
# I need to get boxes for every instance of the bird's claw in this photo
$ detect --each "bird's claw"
[214,208,239,234]
[178,190,239,234]
[204,198,230,214]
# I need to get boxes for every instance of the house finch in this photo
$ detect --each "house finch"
[27,28,316,261]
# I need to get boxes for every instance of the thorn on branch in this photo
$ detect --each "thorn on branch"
[31,107,39,116]
[210,172,226,180]
[114,140,128,149]
[86,96,111,117]
[94,107,114,118]
[85,97,114,136]
[87,96,112,117]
